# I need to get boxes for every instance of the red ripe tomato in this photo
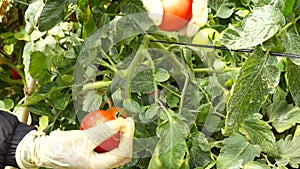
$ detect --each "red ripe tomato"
[80,110,120,153]
[159,0,193,31]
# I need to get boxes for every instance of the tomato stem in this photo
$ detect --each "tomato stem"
[82,81,112,91]
[277,15,300,37]
[193,67,240,74]
[144,50,159,104]
[124,36,151,98]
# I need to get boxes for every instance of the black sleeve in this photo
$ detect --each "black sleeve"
[0,110,35,169]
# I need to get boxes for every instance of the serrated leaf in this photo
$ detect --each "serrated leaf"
[282,30,300,65]
[146,104,159,119]
[24,82,58,106]
[287,59,300,106]
[120,0,145,14]
[218,5,285,49]
[166,92,179,108]
[123,99,141,114]
[148,113,189,169]
[148,141,188,169]
[156,112,189,152]
[268,101,300,133]
[29,51,51,80]
[27,102,53,117]
[131,68,154,94]
[209,0,235,19]
[38,0,68,32]
[189,132,211,168]
[82,91,102,112]
[216,133,261,169]
[239,114,277,156]
[276,135,300,168]
[224,49,280,135]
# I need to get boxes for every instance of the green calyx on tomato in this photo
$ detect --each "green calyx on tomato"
[159,0,192,31]
[80,108,122,153]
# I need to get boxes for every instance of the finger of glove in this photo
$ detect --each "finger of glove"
[191,0,208,27]
[84,117,127,149]
[90,118,134,169]
[141,0,163,25]
[179,0,208,37]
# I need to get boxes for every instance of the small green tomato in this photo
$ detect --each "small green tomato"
[192,28,219,46]
[213,60,225,72]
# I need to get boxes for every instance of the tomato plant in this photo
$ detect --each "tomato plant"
[159,0,192,31]
[80,109,120,153]
[3,0,300,169]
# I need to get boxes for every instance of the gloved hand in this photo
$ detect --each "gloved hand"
[16,117,134,169]
[141,0,208,37]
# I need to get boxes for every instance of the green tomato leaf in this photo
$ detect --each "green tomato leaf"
[29,51,51,81]
[216,133,261,169]
[4,44,14,55]
[268,100,300,133]
[282,30,300,65]
[120,0,145,14]
[36,115,49,132]
[131,68,154,94]
[209,0,235,19]
[148,140,188,169]
[146,104,160,119]
[218,5,285,49]
[189,132,211,168]
[239,114,278,156]
[148,112,189,169]
[26,102,53,117]
[154,68,170,82]
[14,28,31,41]
[156,112,189,153]
[244,161,270,169]
[276,135,300,168]
[166,92,179,108]
[37,0,68,32]
[3,99,14,110]
[241,0,273,7]
[24,82,58,106]
[287,59,300,107]
[123,99,141,115]
[283,0,296,17]
[224,49,280,135]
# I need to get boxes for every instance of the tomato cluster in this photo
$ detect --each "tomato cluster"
[80,107,123,153]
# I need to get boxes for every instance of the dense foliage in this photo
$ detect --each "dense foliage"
[1,0,300,168]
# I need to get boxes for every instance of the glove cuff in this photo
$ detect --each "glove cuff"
[6,122,35,167]
[15,130,46,169]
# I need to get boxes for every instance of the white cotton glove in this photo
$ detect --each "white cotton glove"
[141,0,208,37]
[16,117,134,169]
